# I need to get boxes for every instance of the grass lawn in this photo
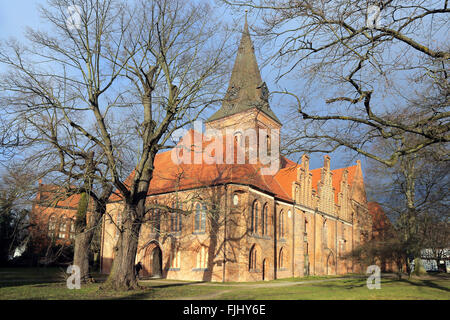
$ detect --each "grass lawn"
[0,280,227,300]
[218,277,450,300]
[0,268,449,300]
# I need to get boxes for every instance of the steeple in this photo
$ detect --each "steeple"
[207,15,281,125]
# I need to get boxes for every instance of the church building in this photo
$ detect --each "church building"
[100,19,372,282]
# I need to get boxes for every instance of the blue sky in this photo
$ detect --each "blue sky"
[0,1,44,39]
[0,0,361,176]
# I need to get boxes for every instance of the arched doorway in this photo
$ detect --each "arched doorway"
[142,242,163,278]
[262,259,267,281]
[151,247,162,278]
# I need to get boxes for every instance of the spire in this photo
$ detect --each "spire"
[244,9,248,30]
[207,14,281,125]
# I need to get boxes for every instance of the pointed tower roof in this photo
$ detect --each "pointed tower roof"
[207,15,281,125]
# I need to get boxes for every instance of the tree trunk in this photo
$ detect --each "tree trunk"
[72,189,110,283]
[102,146,155,291]
[103,204,142,291]
[73,228,94,282]
[73,192,92,282]
[396,262,402,280]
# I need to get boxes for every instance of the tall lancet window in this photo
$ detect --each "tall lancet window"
[323,220,328,249]
[194,203,206,233]
[251,200,259,234]
[262,204,268,236]
[278,210,286,238]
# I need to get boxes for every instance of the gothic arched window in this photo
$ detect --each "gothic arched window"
[59,217,67,232]
[171,201,182,232]
[48,215,57,238]
[58,217,67,239]
[194,203,206,233]
[170,203,177,232]
[69,219,75,240]
[249,245,258,271]
[322,220,328,248]
[170,249,181,269]
[278,210,285,238]
[278,248,284,269]
[251,200,259,234]
[262,204,268,236]
[48,216,56,231]
[177,201,182,232]
[150,207,160,234]
[196,246,208,269]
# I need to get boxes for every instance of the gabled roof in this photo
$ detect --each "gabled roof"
[110,130,291,202]
[110,131,364,210]
[207,18,281,125]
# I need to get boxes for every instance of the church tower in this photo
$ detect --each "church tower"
[205,15,282,166]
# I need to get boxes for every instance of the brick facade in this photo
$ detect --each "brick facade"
[100,152,370,281]
[30,183,80,252]
[30,182,96,260]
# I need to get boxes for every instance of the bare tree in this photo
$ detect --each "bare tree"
[0,117,21,160]
[100,0,230,290]
[0,0,230,290]
[0,0,134,282]
[222,0,449,166]
[9,103,121,280]
[0,165,37,265]
[364,135,449,275]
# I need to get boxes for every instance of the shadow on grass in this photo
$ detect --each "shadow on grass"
[304,278,400,291]
[312,277,450,295]
[0,273,107,289]
[108,281,205,300]
[143,281,205,289]
[401,279,450,293]
[0,280,64,288]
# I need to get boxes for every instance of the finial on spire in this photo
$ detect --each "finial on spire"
[244,9,249,33]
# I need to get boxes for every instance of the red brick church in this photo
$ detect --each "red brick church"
[100,19,372,282]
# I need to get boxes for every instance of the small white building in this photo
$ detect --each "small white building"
[420,248,450,272]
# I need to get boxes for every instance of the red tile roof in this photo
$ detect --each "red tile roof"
[36,184,83,209]
[110,130,361,205]
[110,130,291,202]
[310,168,322,192]
[331,166,357,203]
[273,164,298,199]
